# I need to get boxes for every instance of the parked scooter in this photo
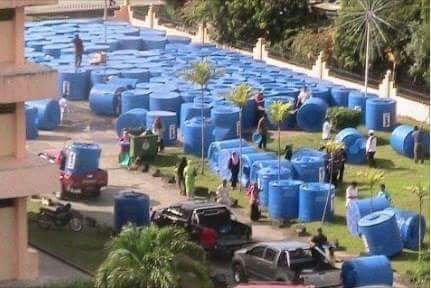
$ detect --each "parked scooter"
[37,202,83,232]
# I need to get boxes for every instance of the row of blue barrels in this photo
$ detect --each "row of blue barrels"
[25,105,39,139]
[114,191,150,233]
[335,128,367,164]
[64,142,101,175]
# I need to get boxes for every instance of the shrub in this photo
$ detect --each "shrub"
[327,107,361,130]
[407,252,430,288]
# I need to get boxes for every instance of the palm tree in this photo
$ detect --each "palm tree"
[227,83,252,190]
[321,140,345,224]
[95,225,213,288]
[267,101,293,179]
[182,59,221,174]
[407,183,428,259]
[338,0,393,97]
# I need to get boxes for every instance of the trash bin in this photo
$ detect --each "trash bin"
[129,134,159,162]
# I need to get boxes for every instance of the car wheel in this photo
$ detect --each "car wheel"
[69,216,83,232]
[37,213,52,230]
[232,263,247,283]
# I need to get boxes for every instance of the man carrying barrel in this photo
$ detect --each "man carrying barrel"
[72,34,84,68]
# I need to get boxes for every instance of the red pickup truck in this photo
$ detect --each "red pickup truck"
[39,149,108,199]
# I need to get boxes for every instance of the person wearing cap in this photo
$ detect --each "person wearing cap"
[366,130,377,167]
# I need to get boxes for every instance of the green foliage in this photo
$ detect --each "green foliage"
[267,101,293,125]
[407,252,430,288]
[357,169,385,196]
[95,225,213,288]
[227,83,252,108]
[406,19,430,84]
[182,0,309,44]
[182,58,221,88]
[327,107,362,130]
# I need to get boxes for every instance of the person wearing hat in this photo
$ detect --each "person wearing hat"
[366,130,377,167]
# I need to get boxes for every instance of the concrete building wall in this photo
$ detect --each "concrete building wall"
[0,21,14,63]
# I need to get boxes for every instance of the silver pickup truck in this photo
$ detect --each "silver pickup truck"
[232,240,341,287]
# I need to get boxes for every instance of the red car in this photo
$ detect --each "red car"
[234,283,314,288]
[39,149,108,199]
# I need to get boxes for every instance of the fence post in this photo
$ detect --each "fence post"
[378,70,397,98]
[312,51,329,80]
[253,38,267,61]
[193,22,207,44]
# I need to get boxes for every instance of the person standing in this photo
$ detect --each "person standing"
[322,118,332,141]
[228,151,240,189]
[295,86,310,109]
[247,182,260,221]
[345,181,359,207]
[254,90,265,124]
[366,130,377,167]
[257,116,268,150]
[183,160,197,199]
[337,147,347,184]
[72,34,84,68]
[216,180,232,207]
[59,97,68,124]
[412,126,425,164]
[152,117,164,152]
[377,183,391,203]
[176,157,187,195]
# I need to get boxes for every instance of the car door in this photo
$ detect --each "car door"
[243,245,266,278]
[260,247,279,280]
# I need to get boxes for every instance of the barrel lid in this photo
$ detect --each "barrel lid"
[147,110,176,117]
[270,179,303,187]
[358,210,395,227]
[300,182,335,191]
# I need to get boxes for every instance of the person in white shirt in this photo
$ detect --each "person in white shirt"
[345,181,359,207]
[216,180,232,207]
[59,97,68,123]
[322,118,332,140]
[295,86,310,109]
[366,130,377,167]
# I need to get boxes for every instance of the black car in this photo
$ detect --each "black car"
[151,200,252,254]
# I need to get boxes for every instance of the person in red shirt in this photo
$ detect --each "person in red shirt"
[247,182,260,221]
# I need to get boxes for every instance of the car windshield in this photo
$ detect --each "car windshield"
[196,207,231,228]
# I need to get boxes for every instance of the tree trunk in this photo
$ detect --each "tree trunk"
[418,197,422,261]
[364,21,370,98]
[200,86,205,175]
[278,123,281,181]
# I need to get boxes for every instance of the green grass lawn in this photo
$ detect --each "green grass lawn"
[151,120,429,281]
[27,201,111,273]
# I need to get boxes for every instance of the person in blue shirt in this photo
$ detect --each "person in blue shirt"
[377,183,391,203]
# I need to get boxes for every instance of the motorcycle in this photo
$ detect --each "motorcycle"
[37,202,83,232]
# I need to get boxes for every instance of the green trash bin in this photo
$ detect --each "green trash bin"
[129,134,159,162]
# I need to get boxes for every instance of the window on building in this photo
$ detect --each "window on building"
[0,104,16,114]
[0,9,15,21]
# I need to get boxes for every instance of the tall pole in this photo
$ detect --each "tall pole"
[200,85,205,175]
[239,108,243,192]
[278,124,281,181]
[104,0,108,43]
[364,19,370,97]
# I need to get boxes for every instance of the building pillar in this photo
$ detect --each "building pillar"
[378,70,397,98]
[193,22,207,44]
[253,38,267,61]
[15,102,26,160]
[312,51,329,80]
[145,4,155,28]
[14,7,25,66]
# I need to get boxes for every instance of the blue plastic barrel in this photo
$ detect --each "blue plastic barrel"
[65,142,101,175]
[390,124,430,158]
[296,97,328,132]
[116,108,147,137]
[242,97,257,130]
[241,152,277,187]
[341,256,393,288]
[28,98,61,131]
[90,69,120,86]
[25,105,39,140]
[142,36,167,50]
[217,146,258,179]
[207,139,248,170]
[211,106,240,141]
[146,111,178,146]
[386,208,426,250]
[166,35,191,44]
[366,98,397,131]
[358,210,403,257]
[89,83,125,116]
[250,160,292,184]
[257,167,292,208]
[43,44,69,58]
[330,87,351,107]
[121,89,151,113]
[58,68,90,100]
[180,102,211,131]
[335,128,367,164]
[310,86,331,104]
[348,91,378,122]
[114,191,150,232]
[291,155,325,182]
[118,36,142,50]
[298,182,335,222]
[183,117,215,157]
[265,96,296,129]
[149,92,182,122]
[108,77,138,90]
[121,68,150,83]
[346,197,390,236]
[268,179,303,219]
